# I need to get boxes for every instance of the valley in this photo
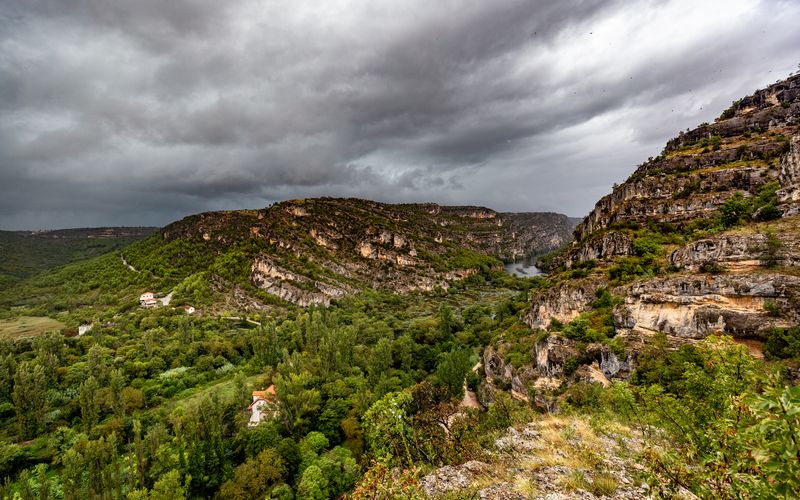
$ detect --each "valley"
[0,75,798,499]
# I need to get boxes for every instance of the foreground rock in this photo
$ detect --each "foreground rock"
[420,416,662,499]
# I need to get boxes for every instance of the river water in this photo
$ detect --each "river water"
[503,258,542,277]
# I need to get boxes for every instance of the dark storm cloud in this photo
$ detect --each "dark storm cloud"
[1,0,798,228]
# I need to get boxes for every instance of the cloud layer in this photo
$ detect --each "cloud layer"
[1,0,798,228]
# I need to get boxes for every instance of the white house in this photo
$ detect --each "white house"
[248,385,277,427]
[182,305,196,315]
[139,292,158,308]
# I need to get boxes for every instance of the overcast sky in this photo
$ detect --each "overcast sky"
[1,0,798,229]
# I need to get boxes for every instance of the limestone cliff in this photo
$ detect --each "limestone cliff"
[501,74,800,399]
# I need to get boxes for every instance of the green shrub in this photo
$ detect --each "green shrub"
[720,192,750,228]
[718,100,741,120]
[608,256,660,283]
[632,236,661,257]
[699,261,724,274]
[761,231,782,267]
[763,299,781,317]
[763,327,800,361]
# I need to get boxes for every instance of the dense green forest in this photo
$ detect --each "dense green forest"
[0,257,797,498]
[0,255,543,498]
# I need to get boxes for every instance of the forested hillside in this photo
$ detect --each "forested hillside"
[0,228,154,291]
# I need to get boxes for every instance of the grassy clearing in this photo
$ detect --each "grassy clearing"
[0,316,64,339]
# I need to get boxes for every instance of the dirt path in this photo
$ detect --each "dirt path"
[121,254,138,273]
[461,382,480,409]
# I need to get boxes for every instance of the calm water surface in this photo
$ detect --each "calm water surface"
[503,258,542,277]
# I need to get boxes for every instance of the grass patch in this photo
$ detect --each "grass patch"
[0,316,65,339]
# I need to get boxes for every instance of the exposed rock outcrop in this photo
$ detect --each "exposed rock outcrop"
[613,273,800,339]
[778,134,800,215]
[250,255,351,307]
[525,279,603,330]
[669,234,766,272]
[553,231,633,269]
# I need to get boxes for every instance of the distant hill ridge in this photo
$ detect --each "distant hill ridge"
[123,198,576,308]
[0,227,156,290]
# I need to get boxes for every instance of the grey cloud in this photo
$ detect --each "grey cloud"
[0,0,799,229]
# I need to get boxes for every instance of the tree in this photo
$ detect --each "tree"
[438,306,455,339]
[150,470,186,500]
[219,448,286,499]
[362,391,415,466]
[367,338,393,382]
[61,448,85,500]
[745,383,800,496]
[317,446,357,497]
[108,369,127,420]
[274,371,321,434]
[435,349,472,398]
[33,332,63,384]
[0,440,21,478]
[0,353,16,401]
[296,465,329,500]
[79,376,100,433]
[13,361,48,439]
[36,464,51,500]
[87,345,109,384]
[720,192,750,228]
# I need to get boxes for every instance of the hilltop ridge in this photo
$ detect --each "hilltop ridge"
[135,198,575,308]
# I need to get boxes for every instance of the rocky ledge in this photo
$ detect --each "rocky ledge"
[419,417,658,499]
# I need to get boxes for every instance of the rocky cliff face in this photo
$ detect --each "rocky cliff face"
[574,74,800,243]
[501,74,800,399]
[614,273,799,339]
[151,198,575,307]
[778,134,800,214]
[524,278,603,330]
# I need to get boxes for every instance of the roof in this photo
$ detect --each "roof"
[252,385,276,400]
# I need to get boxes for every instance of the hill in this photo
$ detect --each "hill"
[135,198,574,307]
[0,199,574,319]
[462,74,800,498]
[0,227,155,290]
[482,74,800,396]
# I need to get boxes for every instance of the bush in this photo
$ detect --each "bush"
[699,261,724,274]
[608,256,660,283]
[632,236,661,257]
[763,327,800,361]
[763,299,781,317]
[718,100,741,120]
[761,231,782,267]
[720,193,750,228]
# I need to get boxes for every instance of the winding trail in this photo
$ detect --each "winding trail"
[120,254,138,273]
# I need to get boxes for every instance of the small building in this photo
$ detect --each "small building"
[140,292,159,308]
[182,305,196,315]
[248,385,277,427]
